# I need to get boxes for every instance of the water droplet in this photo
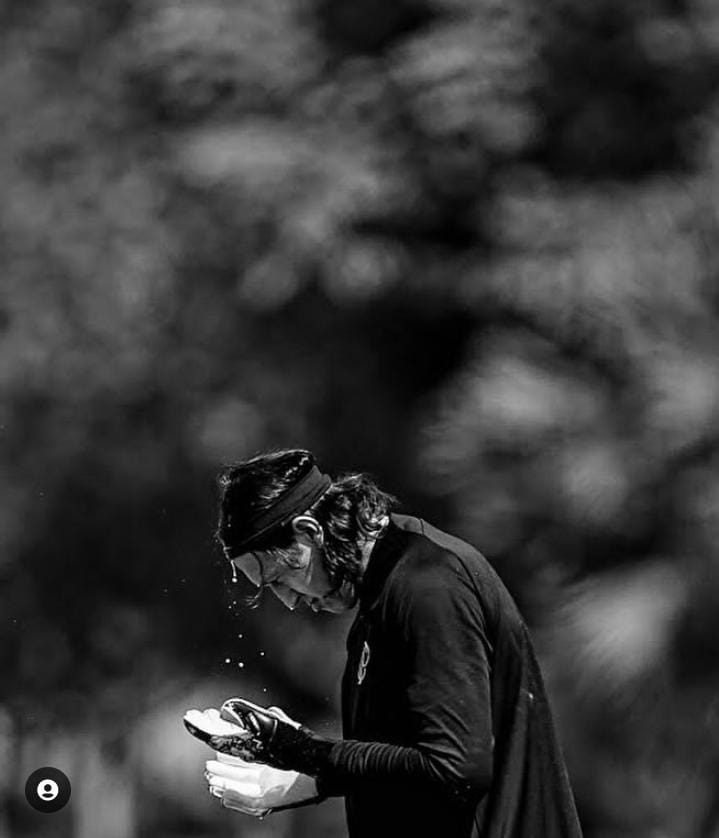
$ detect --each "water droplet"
[238,662,245,668]
[259,651,265,656]
[225,658,231,664]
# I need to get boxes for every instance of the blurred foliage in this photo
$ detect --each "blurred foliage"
[2,0,719,836]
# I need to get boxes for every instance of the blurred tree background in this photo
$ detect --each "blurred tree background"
[2,0,719,836]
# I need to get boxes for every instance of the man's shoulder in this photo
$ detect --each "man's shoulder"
[390,514,489,569]
[387,514,507,600]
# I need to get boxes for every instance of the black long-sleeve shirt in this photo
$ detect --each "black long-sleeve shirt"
[317,514,583,838]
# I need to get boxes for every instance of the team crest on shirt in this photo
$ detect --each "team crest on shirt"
[357,641,371,684]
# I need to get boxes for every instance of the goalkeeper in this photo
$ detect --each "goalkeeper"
[187,449,583,838]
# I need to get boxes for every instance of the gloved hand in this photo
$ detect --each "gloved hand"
[183,707,255,759]
[205,752,321,816]
[216,698,334,776]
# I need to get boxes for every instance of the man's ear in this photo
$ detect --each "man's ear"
[290,515,324,547]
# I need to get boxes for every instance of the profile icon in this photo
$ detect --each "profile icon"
[25,768,71,813]
[37,780,59,801]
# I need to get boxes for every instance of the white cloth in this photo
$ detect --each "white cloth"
[205,752,319,817]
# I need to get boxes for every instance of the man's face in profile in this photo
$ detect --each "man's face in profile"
[231,544,356,613]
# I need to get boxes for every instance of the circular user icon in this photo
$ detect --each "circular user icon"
[25,768,71,813]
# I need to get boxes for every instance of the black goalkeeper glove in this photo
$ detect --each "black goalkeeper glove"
[216,698,335,776]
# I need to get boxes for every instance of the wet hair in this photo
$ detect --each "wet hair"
[216,449,397,597]
[216,449,313,558]
[307,472,397,589]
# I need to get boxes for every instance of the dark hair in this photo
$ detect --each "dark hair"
[216,449,313,557]
[307,473,397,589]
[216,449,397,594]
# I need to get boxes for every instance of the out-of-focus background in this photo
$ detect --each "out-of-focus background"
[2,0,719,835]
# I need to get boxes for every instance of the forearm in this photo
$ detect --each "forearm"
[244,719,491,804]
[315,738,492,805]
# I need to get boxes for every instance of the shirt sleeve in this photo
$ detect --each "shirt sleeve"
[317,555,494,805]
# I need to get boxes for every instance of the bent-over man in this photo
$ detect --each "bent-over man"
[192,449,583,838]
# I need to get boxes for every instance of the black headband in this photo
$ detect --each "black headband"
[224,465,331,557]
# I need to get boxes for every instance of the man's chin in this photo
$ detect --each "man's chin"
[321,601,350,614]
[320,588,357,614]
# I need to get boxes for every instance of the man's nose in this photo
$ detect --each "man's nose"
[269,583,300,611]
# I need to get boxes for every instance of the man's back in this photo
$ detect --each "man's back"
[334,514,582,838]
